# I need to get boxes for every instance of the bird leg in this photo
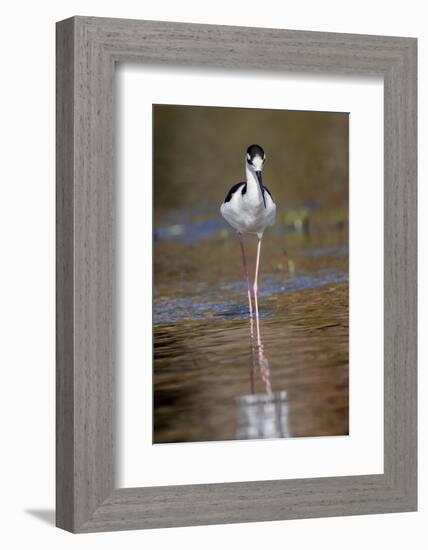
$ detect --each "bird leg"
[252,238,272,394]
[239,234,253,317]
[253,237,262,326]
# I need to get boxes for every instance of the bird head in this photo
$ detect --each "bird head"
[245,144,266,207]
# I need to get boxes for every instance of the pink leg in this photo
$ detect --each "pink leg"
[249,314,256,395]
[254,312,272,395]
[252,238,272,395]
[253,237,262,325]
[252,288,272,396]
[239,234,253,317]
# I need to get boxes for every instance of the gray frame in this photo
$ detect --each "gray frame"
[56,16,417,533]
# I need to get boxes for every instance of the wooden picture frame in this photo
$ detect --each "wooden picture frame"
[56,16,417,533]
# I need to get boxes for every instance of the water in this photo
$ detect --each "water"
[153,216,349,444]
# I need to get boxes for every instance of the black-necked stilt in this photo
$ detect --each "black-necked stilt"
[220,144,276,319]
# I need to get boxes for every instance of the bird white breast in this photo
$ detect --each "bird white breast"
[221,190,276,237]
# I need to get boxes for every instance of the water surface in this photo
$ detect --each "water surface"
[154,216,348,443]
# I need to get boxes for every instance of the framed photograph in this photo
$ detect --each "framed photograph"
[56,16,417,533]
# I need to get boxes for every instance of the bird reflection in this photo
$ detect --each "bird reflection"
[236,313,291,440]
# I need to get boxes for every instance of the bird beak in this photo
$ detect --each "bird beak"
[256,171,266,208]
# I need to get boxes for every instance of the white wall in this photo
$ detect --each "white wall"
[0,1,425,548]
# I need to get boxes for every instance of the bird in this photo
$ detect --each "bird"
[220,144,276,320]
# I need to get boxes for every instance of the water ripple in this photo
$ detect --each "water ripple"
[154,269,348,324]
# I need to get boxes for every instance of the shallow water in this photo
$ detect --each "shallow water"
[153,213,349,444]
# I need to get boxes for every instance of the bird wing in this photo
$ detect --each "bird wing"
[223,181,246,203]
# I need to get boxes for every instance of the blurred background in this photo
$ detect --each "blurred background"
[153,104,349,444]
